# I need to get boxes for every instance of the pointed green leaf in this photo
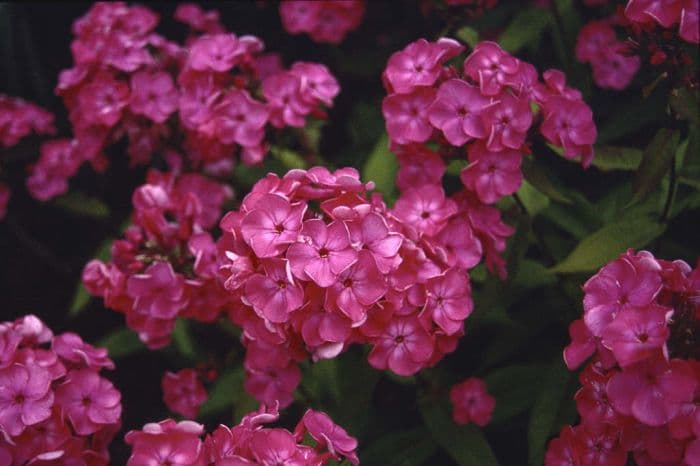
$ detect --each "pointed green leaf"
[591,146,643,171]
[69,284,91,316]
[516,180,550,216]
[522,158,572,203]
[484,363,547,424]
[361,428,438,466]
[456,27,479,48]
[499,8,551,53]
[96,327,145,360]
[631,129,680,205]
[172,319,199,361]
[550,216,666,273]
[419,398,499,466]
[54,191,110,219]
[270,145,307,169]
[362,134,398,201]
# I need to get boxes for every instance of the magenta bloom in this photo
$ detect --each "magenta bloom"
[463,41,521,96]
[240,194,306,258]
[326,250,388,324]
[590,46,641,91]
[392,184,457,236]
[434,218,483,269]
[129,71,178,123]
[279,0,364,44]
[291,62,340,106]
[244,364,301,409]
[162,369,207,419]
[126,261,188,320]
[680,0,699,43]
[382,87,437,144]
[625,0,683,28]
[188,33,244,72]
[395,145,445,191]
[461,141,523,204]
[480,92,532,152]
[575,20,616,64]
[601,305,670,367]
[449,377,496,426]
[428,79,489,146]
[424,268,473,335]
[607,357,697,426]
[540,96,597,167]
[125,419,206,466]
[367,316,434,376]
[297,409,359,465]
[545,426,578,466]
[287,219,357,287]
[51,332,114,370]
[76,72,129,128]
[244,259,305,323]
[249,428,308,465]
[563,319,597,370]
[384,38,464,94]
[350,212,403,273]
[211,89,269,148]
[263,71,312,128]
[54,369,121,435]
[0,364,53,436]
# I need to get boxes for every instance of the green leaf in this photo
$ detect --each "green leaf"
[484,363,547,424]
[527,359,571,465]
[199,367,256,420]
[631,128,681,205]
[550,216,666,273]
[590,146,643,171]
[499,8,551,53]
[69,284,91,316]
[172,319,198,361]
[597,90,666,144]
[522,158,572,203]
[362,134,398,201]
[669,87,700,125]
[447,159,468,177]
[302,358,342,404]
[54,191,109,219]
[419,398,499,466]
[270,146,307,170]
[96,327,145,360]
[516,180,550,216]
[512,259,556,289]
[361,428,438,466]
[456,26,479,48]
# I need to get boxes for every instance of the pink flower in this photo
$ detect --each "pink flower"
[463,41,521,96]
[563,319,597,370]
[350,212,403,273]
[162,369,207,419]
[480,92,532,152]
[367,316,434,376]
[607,357,697,426]
[188,33,244,72]
[449,377,496,426]
[54,369,121,436]
[51,332,114,370]
[590,45,641,91]
[296,410,359,465]
[392,185,457,236]
[680,0,699,43]
[279,0,365,44]
[461,141,523,204]
[244,363,301,409]
[383,38,464,94]
[575,366,618,426]
[125,419,206,466]
[427,79,489,145]
[212,89,269,147]
[263,72,312,128]
[290,62,340,106]
[571,424,626,466]
[325,250,388,324]
[424,268,473,335]
[575,20,617,64]
[0,364,53,436]
[244,259,305,323]
[0,183,9,220]
[540,96,597,167]
[76,72,129,128]
[382,87,437,144]
[26,139,82,201]
[625,0,684,28]
[129,71,178,123]
[395,145,445,191]
[240,194,306,258]
[545,426,578,466]
[126,262,188,320]
[434,218,483,269]
[249,429,308,465]
[601,305,671,367]
[287,219,357,287]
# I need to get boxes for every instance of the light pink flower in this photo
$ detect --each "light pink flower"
[601,305,671,367]
[244,259,305,323]
[162,369,207,419]
[0,364,53,436]
[126,262,188,320]
[367,316,434,376]
[240,194,306,258]
[392,185,457,236]
[449,377,496,426]
[428,79,490,146]
[463,41,521,96]
[129,71,178,123]
[296,410,359,465]
[382,87,437,145]
[480,92,532,152]
[384,38,464,94]
[54,369,121,435]
[461,141,523,204]
[424,268,473,335]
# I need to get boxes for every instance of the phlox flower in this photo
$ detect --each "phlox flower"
[428,78,489,146]
[449,377,496,426]
[162,369,208,419]
[461,141,523,204]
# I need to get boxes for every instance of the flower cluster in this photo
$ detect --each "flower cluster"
[625,0,699,45]
[0,95,56,219]
[217,166,479,407]
[0,315,121,465]
[545,250,700,466]
[576,19,641,90]
[279,0,365,44]
[449,377,496,426]
[82,169,232,349]
[161,368,209,419]
[125,403,359,465]
[381,38,596,276]
[28,1,338,201]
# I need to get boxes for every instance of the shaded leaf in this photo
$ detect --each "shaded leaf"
[361,428,438,466]
[550,216,666,273]
[419,397,499,466]
[172,319,198,361]
[590,146,643,171]
[669,87,699,125]
[270,145,307,170]
[456,26,479,48]
[528,359,571,465]
[54,191,110,219]
[512,259,556,289]
[68,285,90,317]
[97,327,144,360]
[517,180,550,216]
[631,128,680,205]
[362,134,398,201]
[499,8,551,53]
[522,158,571,203]
[484,363,547,424]
[198,367,256,421]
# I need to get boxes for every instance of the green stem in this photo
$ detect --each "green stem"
[659,155,677,224]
